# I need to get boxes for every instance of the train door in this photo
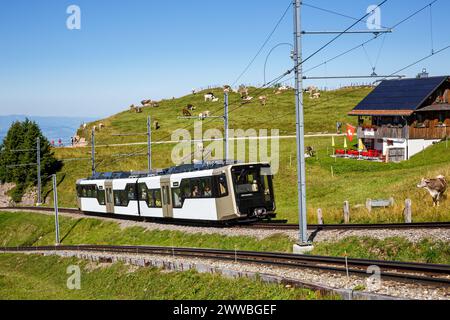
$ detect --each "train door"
[160,177,173,218]
[105,181,114,214]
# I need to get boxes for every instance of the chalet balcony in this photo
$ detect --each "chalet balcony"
[409,124,450,140]
[357,126,409,140]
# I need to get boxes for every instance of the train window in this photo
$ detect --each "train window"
[155,190,162,207]
[97,190,106,205]
[106,188,112,203]
[127,184,137,201]
[172,188,182,208]
[234,169,261,194]
[162,187,168,205]
[144,189,161,208]
[215,175,228,197]
[138,183,148,201]
[263,175,271,202]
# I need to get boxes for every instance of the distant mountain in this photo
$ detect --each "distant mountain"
[0,115,97,145]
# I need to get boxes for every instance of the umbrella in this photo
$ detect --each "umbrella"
[358,139,365,151]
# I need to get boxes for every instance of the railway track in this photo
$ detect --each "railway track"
[2,244,450,287]
[3,206,450,231]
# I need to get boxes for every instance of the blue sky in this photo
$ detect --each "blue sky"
[0,0,449,118]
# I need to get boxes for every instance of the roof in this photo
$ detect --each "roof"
[416,103,450,112]
[82,161,253,180]
[349,76,449,116]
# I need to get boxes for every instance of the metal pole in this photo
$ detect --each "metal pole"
[224,92,229,163]
[52,174,60,245]
[147,116,152,174]
[91,128,96,176]
[293,0,308,244]
[36,137,42,205]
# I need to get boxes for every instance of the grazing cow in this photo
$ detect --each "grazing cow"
[242,96,253,102]
[305,146,315,157]
[258,95,268,106]
[186,104,196,111]
[182,108,192,117]
[141,99,152,106]
[203,110,211,117]
[238,85,249,99]
[204,92,216,102]
[153,121,160,130]
[99,123,105,130]
[310,92,321,99]
[192,89,197,95]
[417,175,448,207]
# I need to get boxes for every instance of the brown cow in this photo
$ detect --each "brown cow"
[417,175,448,207]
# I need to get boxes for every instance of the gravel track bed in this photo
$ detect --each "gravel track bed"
[2,209,450,243]
[10,250,450,300]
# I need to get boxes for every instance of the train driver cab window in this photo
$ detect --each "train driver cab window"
[216,175,228,197]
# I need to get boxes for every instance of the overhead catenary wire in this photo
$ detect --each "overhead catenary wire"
[231,1,292,87]
[302,0,439,76]
[93,0,444,172]
[301,2,389,30]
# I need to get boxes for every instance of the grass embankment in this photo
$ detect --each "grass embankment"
[1,211,448,265]
[0,212,293,252]
[312,237,450,265]
[41,86,450,224]
[0,254,334,300]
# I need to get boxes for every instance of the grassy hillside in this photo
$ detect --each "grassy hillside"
[0,254,332,300]
[46,86,450,223]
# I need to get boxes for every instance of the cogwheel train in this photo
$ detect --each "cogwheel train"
[76,162,276,223]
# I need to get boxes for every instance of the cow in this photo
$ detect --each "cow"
[204,92,216,102]
[305,146,315,157]
[417,175,448,207]
[238,85,249,99]
[182,108,192,117]
[310,92,321,99]
[186,104,196,111]
[258,95,268,106]
[99,123,105,130]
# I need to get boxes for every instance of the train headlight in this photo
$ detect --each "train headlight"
[254,208,267,217]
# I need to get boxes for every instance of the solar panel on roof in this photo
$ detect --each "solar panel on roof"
[352,76,448,112]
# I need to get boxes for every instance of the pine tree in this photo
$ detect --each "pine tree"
[0,119,63,202]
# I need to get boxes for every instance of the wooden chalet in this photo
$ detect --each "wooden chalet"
[348,75,450,162]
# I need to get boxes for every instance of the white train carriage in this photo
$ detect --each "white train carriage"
[76,162,276,223]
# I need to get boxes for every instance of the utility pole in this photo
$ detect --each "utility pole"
[293,0,313,253]
[224,92,229,163]
[147,116,152,174]
[52,174,60,245]
[91,128,96,176]
[36,137,42,206]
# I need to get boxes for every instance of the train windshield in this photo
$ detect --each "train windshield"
[232,166,273,199]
